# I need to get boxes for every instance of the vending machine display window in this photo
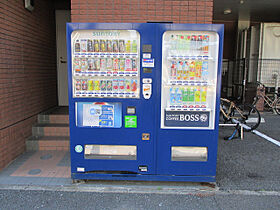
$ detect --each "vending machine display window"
[161,31,219,129]
[76,102,122,128]
[71,30,140,98]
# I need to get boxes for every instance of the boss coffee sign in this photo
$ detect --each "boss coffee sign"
[164,111,210,127]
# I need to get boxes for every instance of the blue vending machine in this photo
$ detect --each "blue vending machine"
[67,23,223,182]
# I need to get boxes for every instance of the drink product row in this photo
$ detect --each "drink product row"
[74,78,138,97]
[169,34,210,55]
[74,39,138,53]
[73,57,138,73]
[169,86,208,108]
[169,60,208,81]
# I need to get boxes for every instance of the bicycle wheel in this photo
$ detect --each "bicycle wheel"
[220,99,233,123]
[274,97,280,115]
[231,104,261,131]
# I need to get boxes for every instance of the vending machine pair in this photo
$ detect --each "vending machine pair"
[67,23,223,182]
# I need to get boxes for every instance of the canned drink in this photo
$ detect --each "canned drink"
[100,40,106,52]
[125,58,132,71]
[106,58,113,71]
[87,39,93,52]
[112,40,119,52]
[131,79,137,92]
[94,58,100,70]
[74,41,80,52]
[100,58,106,71]
[81,58,88,72]
[73,57,81,72]
[112,79,119,92]
[81,80,88,90]
[125,79,131,92]
[119,40,125,53]
[132,58,137,71]
[119,58,125,71]
[106,40,112,52]
[171,60,177,78]
[75,80,81,91]
[80,39,87,52]
[106,80,112,91]
[113,58,119,71]
[94,40,100,52]
[94,80,100,91]
[88,80,93,91]
[100,80,106,91]
[118,79,125,92]
[87,58,94,70]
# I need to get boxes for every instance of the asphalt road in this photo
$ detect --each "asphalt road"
[217,113,280,191]
[0,189,279,210]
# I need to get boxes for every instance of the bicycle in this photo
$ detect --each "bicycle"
[220,97,261,131]
[252,81,280,115]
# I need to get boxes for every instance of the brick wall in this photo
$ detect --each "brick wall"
[71,0,213,23]
[0,0,57,170]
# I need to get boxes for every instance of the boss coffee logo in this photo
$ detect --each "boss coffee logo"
[164,111,209,127]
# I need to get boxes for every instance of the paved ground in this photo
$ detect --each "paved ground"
[0,112,279,209]
[0,189,279,210]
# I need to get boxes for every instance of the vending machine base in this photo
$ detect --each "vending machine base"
[72,173,215,182]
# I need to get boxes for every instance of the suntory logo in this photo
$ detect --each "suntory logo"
[92,31,120,37]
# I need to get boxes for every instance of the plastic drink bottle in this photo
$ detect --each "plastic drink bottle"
[119,58,125,71]
[171,60,177,79]
[118,79,125,92]
[125,58,132,71]
[132,58,137,71]
[88,80,93,91]
[170,88,176,105]
[112,79,118,92]
[119,40,125,53]
[100,58,106,71]
[106,40,112,52]
[107,80,112,91]
[201,86,207,107]
[176,88,182,105]
[195,61,202,80]
[74,41,80,52]
[106,58,113,71]
[182,88,188,106]
[189,61,196,80]
[94,80,100,91]
[189,87,195,107]
[202,61,208,81]
[125,79,131,92]
[126,40,131,53]
[87,40,93,52]
[194,86,201,105]
[94,40,99,52]
[131,79,137,92]
[177,61,183,80]
[100,40,106,52]
[132,40,137,53]
[170,35,176,50]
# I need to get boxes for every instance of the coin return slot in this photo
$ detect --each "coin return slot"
[171,146,207,162]
[84,145,137,160]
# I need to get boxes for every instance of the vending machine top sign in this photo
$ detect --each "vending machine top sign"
[71,30,140,99]
[160,31,219,130]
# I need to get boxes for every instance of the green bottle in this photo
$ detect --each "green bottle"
[132,40,137,53]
